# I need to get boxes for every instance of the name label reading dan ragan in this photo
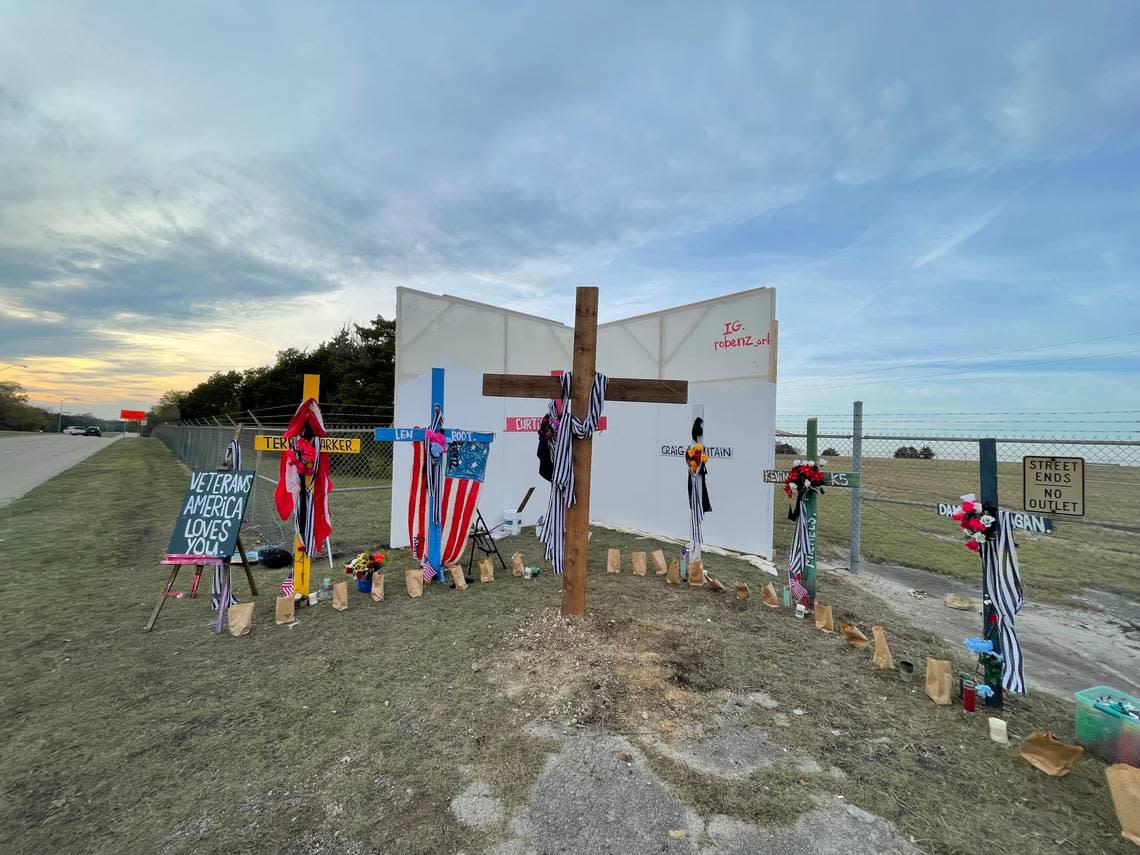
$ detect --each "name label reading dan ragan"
[660,445,734,459]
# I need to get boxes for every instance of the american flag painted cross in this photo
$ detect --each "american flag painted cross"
[375,367,495,583]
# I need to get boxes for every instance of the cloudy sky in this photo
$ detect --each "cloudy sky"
[2,1,1138,431]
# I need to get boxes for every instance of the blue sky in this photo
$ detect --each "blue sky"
[0,1,1138,429]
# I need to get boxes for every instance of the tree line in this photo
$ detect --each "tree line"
[0,382,123,433]
[149,315,396,424]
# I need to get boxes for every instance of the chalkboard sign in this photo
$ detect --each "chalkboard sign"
[163,469,256,564]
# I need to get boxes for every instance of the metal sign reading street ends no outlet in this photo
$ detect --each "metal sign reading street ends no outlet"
[1023,456,1085,517]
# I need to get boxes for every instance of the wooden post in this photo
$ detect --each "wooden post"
[563,287,599,616]
[978,437,1003,707]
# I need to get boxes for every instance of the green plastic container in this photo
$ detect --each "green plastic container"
[1074,685,1140,767]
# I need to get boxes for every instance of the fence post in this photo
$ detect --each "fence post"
[849,400,863,574]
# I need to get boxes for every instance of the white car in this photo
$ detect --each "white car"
[63,426,86,435]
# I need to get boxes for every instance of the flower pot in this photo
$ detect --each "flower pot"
[356,577,372,594]
[898,660,915,683]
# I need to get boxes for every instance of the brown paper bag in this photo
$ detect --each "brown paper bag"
[814,603,834,633]
[332,580,349,611]
[275,595,294,625]
[511,551,525,577]
[607,548,621,574]
[760,582,780,608]
[227,602,255,637]
[449,563,468,590]
[371,572,385,602]
[840,623,869,649]
[1019,731,1084,777]
[666,559,680,586]
[706,575,726,592]
[405,569,423,598]
[479,558,494,583]
[631,552,647,576]
[1106,764,1140,846]
[925,658,952,705]
[734,582,751,601]
[688,559,704,586]
[652,549,668,575]
[872,625,894,669]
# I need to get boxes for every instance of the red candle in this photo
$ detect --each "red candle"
[962,682,977,714]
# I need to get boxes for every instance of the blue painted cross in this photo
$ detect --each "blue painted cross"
[374,367,494,581]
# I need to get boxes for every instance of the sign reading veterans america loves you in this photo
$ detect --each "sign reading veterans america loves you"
[164,470,255,563]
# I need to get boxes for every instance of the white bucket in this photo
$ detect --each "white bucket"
[502,510,522,536]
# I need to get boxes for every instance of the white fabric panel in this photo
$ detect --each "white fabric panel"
[390,286,777,558]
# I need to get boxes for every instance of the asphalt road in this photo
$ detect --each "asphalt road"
[0,432,123,508]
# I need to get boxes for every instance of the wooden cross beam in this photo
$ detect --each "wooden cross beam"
[481,286,688,616]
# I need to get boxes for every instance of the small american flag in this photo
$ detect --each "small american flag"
[281,576,294,598]
[789,572,808,605]
[421,558,435,582]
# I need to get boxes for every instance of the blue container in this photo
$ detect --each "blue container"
[356,577,372,594]
[1075,685,1140,767]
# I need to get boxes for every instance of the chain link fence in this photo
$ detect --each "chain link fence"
[152,422,393,559]
[773,427,1140,592]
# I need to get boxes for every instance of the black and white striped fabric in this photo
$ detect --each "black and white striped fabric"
[294,437,322,556]
[211,438,244,611]
[982,510,1026,693]
[689,470,704,553]
[787,491,810,604]
[539,371,608,574]
[427,406,444,529]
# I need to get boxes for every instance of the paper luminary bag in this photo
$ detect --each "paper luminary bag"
[479,558,494,583]
[734,582,751,601]
[371,572,385,602]
[332,581,349,611]
[227,602,255,637]
[631,552,647,576]
[840,623,869,649]
[449,564,469,590]
[405,569,423,598]
[652,549,668,575]
[925,658,953,705]
[666,559,680,586]
[814,603,834,633]
[760,582,780,608]
[607,548,621,574]
[688,559,705,586]
[872,626,894,669]
[1019,731,1084,777]
[1106,763,1140,846]
[706,575,726,592]
[512,552,525,577]
[275,595,295,625]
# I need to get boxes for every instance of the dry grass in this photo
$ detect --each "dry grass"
[0,439,1132,854]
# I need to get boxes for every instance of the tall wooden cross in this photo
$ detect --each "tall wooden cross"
[374,366,494,581]
[482,286,689,616]
[252,374,362,599]
[763,417,859,608]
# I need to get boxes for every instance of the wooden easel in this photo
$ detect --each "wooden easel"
[463,486,535,575]
[144,423,259,632]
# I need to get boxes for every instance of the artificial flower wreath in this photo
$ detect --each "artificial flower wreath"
[685,442,708,474]
[288,436,317,477]
[949,494,996,552]
[784,459,826,499]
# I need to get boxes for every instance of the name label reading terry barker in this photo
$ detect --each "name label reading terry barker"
[165,469,255,561]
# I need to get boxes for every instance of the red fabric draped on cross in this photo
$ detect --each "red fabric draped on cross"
[274,397,334,554]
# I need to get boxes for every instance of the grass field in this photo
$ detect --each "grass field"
[773,454,1140,604]
[0,439,1133,853]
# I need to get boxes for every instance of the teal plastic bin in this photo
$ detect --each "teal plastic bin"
[1075,686,1140,767]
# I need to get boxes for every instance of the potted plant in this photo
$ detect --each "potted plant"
[345,550,386,593]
